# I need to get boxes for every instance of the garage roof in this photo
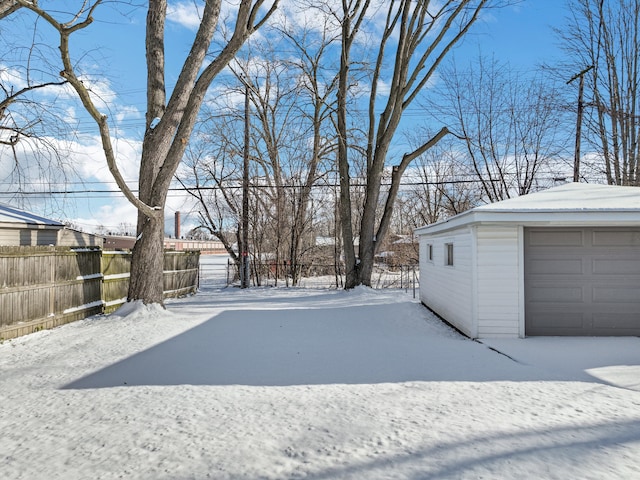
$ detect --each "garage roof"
[0,203,64,228]
[415,183,640,235]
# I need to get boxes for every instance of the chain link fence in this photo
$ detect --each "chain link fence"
[198,255,419,297]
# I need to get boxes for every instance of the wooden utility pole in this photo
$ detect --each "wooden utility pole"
[567,65,594,182]
[241,81,250,288]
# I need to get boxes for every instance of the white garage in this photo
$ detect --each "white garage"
[415,183,640,338]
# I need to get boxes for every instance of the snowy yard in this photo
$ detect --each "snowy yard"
[1,256,640,479]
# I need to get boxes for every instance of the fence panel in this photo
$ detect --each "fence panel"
[0,248,201,340]
[0,247,104,339]
[102,251,132,313]
[163,251,200,298]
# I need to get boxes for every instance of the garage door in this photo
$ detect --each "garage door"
[524,227,640,336]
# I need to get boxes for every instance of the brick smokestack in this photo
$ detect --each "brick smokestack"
[174,211,181,239]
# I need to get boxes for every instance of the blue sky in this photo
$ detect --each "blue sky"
[1,0,571,235]
[479,0,567,69]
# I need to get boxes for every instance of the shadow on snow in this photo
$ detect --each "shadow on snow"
[62,302,613,389]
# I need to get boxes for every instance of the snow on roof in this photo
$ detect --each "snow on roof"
[415,183,640,235]
[315,236,335,247]
[0,203,64,227]
[392,235,416,244]
[477,182,640,212]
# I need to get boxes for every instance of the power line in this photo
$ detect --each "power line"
[0,176,569,196]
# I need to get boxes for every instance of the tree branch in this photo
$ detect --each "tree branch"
[0,0,21,19]
[0,80,68,114]
[17,0,158,217]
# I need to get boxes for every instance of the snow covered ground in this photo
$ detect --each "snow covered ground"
[1,255,640,479]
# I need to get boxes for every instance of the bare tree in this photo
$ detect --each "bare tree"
[238,55,299,284]
[334,0,499,288]
[0,81,67,149]
[184,49,304,286]
[178,133,242,265]
[559,0,640,185]
[182,20,339,286]
[279,17,339,284]
[430,55,566,203]
[17,0,279,305]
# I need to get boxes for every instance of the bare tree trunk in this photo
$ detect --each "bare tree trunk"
[130,213,165,304]
[20,0,279,305]
[337,0,490,287]
[336,0,370,289]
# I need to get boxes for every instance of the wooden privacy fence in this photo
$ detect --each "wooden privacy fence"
[0,247,200,340]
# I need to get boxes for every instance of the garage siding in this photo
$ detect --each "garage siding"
[0,227,59,246]
[419,228,474,337]
[476,226,521,338]
[524,227,640,336]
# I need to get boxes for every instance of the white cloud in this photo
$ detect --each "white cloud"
[0,64,28,90]
[0,131,144,224]
[167,1,204,30]
[114,105,143,123]
[56,134,201,235]
[68,135,141,185]
[70,197,139,234]
[270,0,389,38]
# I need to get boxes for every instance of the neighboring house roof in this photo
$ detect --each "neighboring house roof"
[0,203,64,228]
[315,236,336,247]
[415,183,640,235]
[392,235,416,244]
[315,236,360,247]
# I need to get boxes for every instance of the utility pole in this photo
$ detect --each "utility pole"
[241,79,250,288]
[567,65,594,183]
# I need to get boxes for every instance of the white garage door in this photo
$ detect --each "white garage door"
[524,227,640,336]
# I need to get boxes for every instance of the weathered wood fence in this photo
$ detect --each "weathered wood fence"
[0,247,200,340]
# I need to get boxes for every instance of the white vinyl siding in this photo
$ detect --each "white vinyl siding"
[416,184,640,338]
[419,228,474,337]
[475,226,521,338]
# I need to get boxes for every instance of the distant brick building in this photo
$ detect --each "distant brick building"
[103,234,226,254]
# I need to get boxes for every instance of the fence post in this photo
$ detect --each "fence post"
[413,265,417,299]
[49,249,55,316]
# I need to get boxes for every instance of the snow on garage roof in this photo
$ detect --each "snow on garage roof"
[415,183,640,235]
[0,203,64,228]
[477,182,640,212]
